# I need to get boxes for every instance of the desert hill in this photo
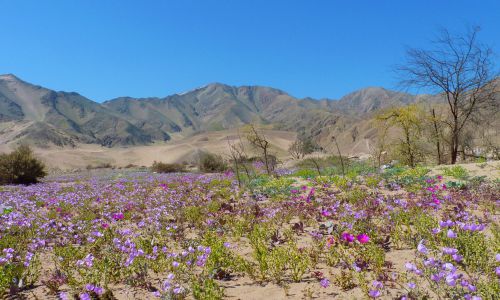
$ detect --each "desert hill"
[0,74,418,151]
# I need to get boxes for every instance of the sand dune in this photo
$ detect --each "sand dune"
[23,129,297,171]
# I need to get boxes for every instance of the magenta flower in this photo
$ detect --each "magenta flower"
[112,212,124,221]
[356,234,370,244]
[341,232,355,243]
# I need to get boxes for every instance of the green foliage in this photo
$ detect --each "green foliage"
[292,169,318,179]
[151,161,186,173]
[0,144,47,185]
[441,165,469,180]
[199,152,228,173]
[377,104,424,167]
[475,157,487,163]
[267,247,288,283]
[333,270,356,291]
[248,176,295,197]
[447,231,489,273]
[383,165,430,190]
[249,224,272,280]
[191,277,224,300]
[364,175,382,188]
[286,243,310,282]
[341,187,368,204]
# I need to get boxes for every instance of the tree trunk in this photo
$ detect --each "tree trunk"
[263,149,270,175]
[431,109,442,164]
[450,115,459,164]
[450,136,459,164]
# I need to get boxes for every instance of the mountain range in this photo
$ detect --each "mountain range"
[0,74,426,151]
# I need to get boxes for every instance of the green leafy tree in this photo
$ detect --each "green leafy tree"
[0,144,47,185]
[378,105,423,168]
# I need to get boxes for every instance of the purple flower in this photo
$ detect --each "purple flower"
[443,262,456,272]
[442,247,458,255]
[405,262,417,272]
[452,254,463,262]
[79,293,91,300]
[445,274,456,286]
[407,282,416,289]
[439,220,454,227]
[368,290,381,298]
[320,278,330,288]
[352,262,361,272]
[372,280,383,289]
[417,240,428,254]
[447,229,457,238]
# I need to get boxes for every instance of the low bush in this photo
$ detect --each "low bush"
[199,152,227,173]
[0,144,46,185]
[86,162,114,170]
[442,165,469,180]
[151,161,186,173]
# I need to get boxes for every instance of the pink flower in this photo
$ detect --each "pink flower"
[357,234,370,244]
[341,232,355,243]
[112,212,124,221]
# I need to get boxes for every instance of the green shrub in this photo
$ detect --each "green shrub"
[199,152,227,173]
[441,165,469,180]
[151,161,186,173]
[0,144,47,185]
[86,162,114,170]
[475,156,487,163]
[292,169,318,179]
[248,176,295,197]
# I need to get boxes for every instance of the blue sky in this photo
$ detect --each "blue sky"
[1,0,499,101]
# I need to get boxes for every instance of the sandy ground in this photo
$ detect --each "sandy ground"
[0,129,297,171]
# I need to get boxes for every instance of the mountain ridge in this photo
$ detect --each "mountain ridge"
[0,74,419,149]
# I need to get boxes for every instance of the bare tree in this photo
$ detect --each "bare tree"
[331,136,345,176]
[227,133,251,186]
[398,26,498,164]
[288,137,305,160]
[246,125,273,175]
